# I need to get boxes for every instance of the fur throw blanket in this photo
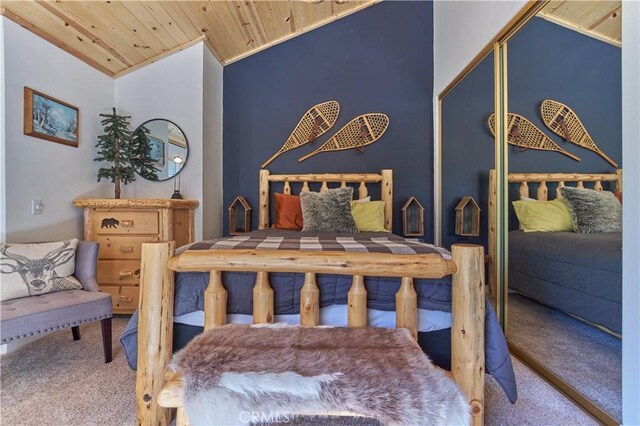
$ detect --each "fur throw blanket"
[173,324,470,425]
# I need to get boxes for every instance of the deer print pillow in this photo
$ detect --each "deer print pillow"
[0,239,82,302]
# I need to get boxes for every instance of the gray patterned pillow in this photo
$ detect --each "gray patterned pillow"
[559,187,621,233]
[0,239,82,302]
[300,187,359,233]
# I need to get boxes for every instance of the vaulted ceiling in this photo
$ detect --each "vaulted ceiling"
[1,0,379,78]
[538,0,622,47]
[1,1,621,80]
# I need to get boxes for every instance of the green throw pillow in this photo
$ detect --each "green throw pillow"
[513,198,574,232]
[351,201,387,232]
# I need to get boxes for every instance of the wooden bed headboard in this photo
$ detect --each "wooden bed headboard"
[487,169,622,296]
[502,170,622,201]
[258,169,393,231]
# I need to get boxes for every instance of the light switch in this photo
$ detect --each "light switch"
[32,200,44,215]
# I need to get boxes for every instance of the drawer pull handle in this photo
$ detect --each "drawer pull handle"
[119,295,133,302]
[120,220,134,227]
[119,245,134,253]
[119,270,133,278]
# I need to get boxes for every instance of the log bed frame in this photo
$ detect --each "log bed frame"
[135,170,486,426]
[487,168,623,297]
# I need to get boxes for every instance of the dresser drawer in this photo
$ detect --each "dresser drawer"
[118,287,140,312]
[98,260,141,285]
[100,285,139,313]
[97,235,159,259]
[95,211,159,235]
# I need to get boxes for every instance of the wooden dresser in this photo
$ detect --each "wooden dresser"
[72,198,199,314]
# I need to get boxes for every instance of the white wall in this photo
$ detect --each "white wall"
[114,43,206,240]
[2,21,223,244]
[1,18,6,242]
[3,18,114,243]
[621,1,640,423]
[202,47,224,239]
[433,0,527,94]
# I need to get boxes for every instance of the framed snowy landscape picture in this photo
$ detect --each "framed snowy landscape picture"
[24,87,79,147]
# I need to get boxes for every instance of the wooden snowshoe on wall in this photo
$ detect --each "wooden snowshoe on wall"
[298,113,389,162]
[488,113,581,161]
[261,100,340,168]
[540,99,618,167]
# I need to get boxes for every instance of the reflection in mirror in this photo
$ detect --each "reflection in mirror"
[504,2,622,422]
[440,50,497,311]
[135,119,189,182]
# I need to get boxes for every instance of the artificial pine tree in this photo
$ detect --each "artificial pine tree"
[94,108,136,199]
[131,125,159,181]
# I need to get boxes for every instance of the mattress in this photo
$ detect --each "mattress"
[174,305,452,331]
[509,230,622,333]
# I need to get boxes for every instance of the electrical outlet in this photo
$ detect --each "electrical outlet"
[32,200,44,215]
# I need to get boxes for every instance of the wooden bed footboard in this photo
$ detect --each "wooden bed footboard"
[136,243,485,426]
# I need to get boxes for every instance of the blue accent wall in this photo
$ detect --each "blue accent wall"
[441,17,621,248]
[223,1,434,237]
[441,53,494,249]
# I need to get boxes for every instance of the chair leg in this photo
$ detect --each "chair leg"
[101,317,113,364]
[72,326,81,341]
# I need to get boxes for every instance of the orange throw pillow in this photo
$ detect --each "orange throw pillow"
[274,193,303,230]
[614,191,622,205]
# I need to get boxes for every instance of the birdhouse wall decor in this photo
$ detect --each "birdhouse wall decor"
[402,197,425,237]
[455,196,481,237]
[229,196,252,235]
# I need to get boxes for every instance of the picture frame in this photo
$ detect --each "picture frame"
[148,136,165,166]
[24,87,79,147]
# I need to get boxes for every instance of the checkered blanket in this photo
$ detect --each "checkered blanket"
[181,232,452,260]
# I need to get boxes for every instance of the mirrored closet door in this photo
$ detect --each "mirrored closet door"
[501,2,623,423]
[439,50,497,310]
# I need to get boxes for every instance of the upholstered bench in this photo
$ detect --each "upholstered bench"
[0,241,113,363]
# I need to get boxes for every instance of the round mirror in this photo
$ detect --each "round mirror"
[134,119,188,182]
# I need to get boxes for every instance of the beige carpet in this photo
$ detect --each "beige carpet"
[508,293,621,420]
[1,317,136,426]
[1,318,596,426]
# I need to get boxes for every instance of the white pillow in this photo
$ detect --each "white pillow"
[0,239,82,302]
[353,196,371,203]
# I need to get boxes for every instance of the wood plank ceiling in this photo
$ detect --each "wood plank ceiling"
[1,0,379,78]
[538,0,622,47]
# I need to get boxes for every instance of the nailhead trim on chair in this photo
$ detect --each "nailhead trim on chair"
[0,314,113,343]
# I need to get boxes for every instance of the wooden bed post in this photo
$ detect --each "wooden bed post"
[205,270,227,329]
[348,275,367,327]
[253,271,274,323]
[300,272,319,326]
[381,169,393,232]
[136,241,175,426]
[488,169,496,298]
[259,169,270,229]
[451,244,485,426]
[396,277,417,340]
